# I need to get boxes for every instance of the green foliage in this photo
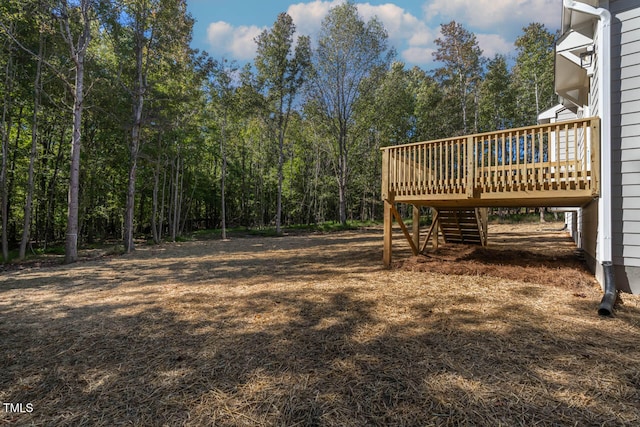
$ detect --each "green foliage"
[0,0,558,260]
[307,1,394,225]
[254,12,311,234]
[489,210,562,224]
[511,23,558,125]
[478,54,515,132]
[433,21,484,135]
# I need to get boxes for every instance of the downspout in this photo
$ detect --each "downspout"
[563,0,616,315]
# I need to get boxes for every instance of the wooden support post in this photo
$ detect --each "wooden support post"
[390,205,419,256]
[381,149,390,201]
[432,208,439,249]
[466,136,475,198]
[590,118,600,196]
[412,205,420,252]
[476,207,489,247]
[383,198,393,267]
[421,209,440,252]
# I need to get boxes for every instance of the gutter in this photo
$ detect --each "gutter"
[563,0,615,315]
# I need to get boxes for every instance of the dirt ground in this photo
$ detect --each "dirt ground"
[1,223,639,426]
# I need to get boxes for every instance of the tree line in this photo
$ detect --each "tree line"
[0,0,558,262]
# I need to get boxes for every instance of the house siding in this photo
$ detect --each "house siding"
[557,108,578,121]
[610,0,640,293]
[581,200,600,276]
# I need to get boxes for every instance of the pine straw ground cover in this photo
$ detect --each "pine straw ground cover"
[1,223,639,426]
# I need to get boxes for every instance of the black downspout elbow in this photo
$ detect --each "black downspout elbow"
[598,261,617,316]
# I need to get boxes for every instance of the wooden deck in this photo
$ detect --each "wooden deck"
[381,118,601,266]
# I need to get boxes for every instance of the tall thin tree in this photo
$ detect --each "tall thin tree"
[209,59,238,240]
[433,21,483,135]
[59,0,94,263]
[254,12,310,234]
[308,2,393,225]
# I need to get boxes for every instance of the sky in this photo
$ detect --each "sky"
[185,0,561,70]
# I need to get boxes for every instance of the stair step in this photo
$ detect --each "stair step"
[436,208,487,247]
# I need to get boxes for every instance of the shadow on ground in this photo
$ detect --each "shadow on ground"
[1,228,639,426]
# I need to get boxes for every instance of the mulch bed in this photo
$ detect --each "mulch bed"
[396,244,596,291]
[1,225,639,426]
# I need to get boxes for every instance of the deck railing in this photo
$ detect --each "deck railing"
[381,117,600,205]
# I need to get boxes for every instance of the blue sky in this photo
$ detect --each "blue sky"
[186,0,560,69]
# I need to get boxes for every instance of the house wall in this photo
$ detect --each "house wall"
[581,199,601,283]
[565,210,580,246]
[558,108,580,121]
[610,0,640,293]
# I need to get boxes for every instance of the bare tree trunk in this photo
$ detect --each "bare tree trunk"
[176,157,184,237]
[240,136,248,228]
[19,33,44,260]
[171,153,181,241]
[151,150,161,244]
[220,117,227,239]
[159,162,167,241]
[460,72,468,134]
[63,0,92,264]
[1,39,13,262]
[124,101,142,252]
[123,12,148,253]
[65,66,84,263]
[338,129,348,225]
[276,128,284,234]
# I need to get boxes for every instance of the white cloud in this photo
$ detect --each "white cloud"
[402,46,436,65]
[287,0,342,36]
[424,0,558,31]
[200,0,559,68]
[357,3,437,66]
[206,21,265,60]
[476,34,513,58]
[287,1,437,66]
[358,3,431,43]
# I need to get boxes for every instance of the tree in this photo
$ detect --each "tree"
[512,23,557,222]
[368,62,415,146]
[512,23,557,126]
[109,0,194,252]
[208,59,238,240]
[0,8,16,262]
[408,67,446,141]
[254,13,310,234]
[18,22,45,260]
[478,54,515,132]
[308,2,393,225]
[0,0,96,263]
[433,21,484,135]
[58,0,94,263]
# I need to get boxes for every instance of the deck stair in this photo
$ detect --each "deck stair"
[381,117,600,266]
[436,208,488,246]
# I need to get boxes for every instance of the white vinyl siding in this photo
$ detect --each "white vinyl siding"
[621,184,640,196]
[622,222,640,233]
[620,112,640,126]
[557,108,578,121]
[620,172,640,185]
[622,208,640,220]
[610,0,640,291]
[613,86,640,103]
[620,258,640,268]
[620,229,640,242]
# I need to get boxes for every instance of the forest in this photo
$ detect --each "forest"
[0,0,559,263]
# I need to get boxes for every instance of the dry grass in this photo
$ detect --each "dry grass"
[1,223,639,426]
